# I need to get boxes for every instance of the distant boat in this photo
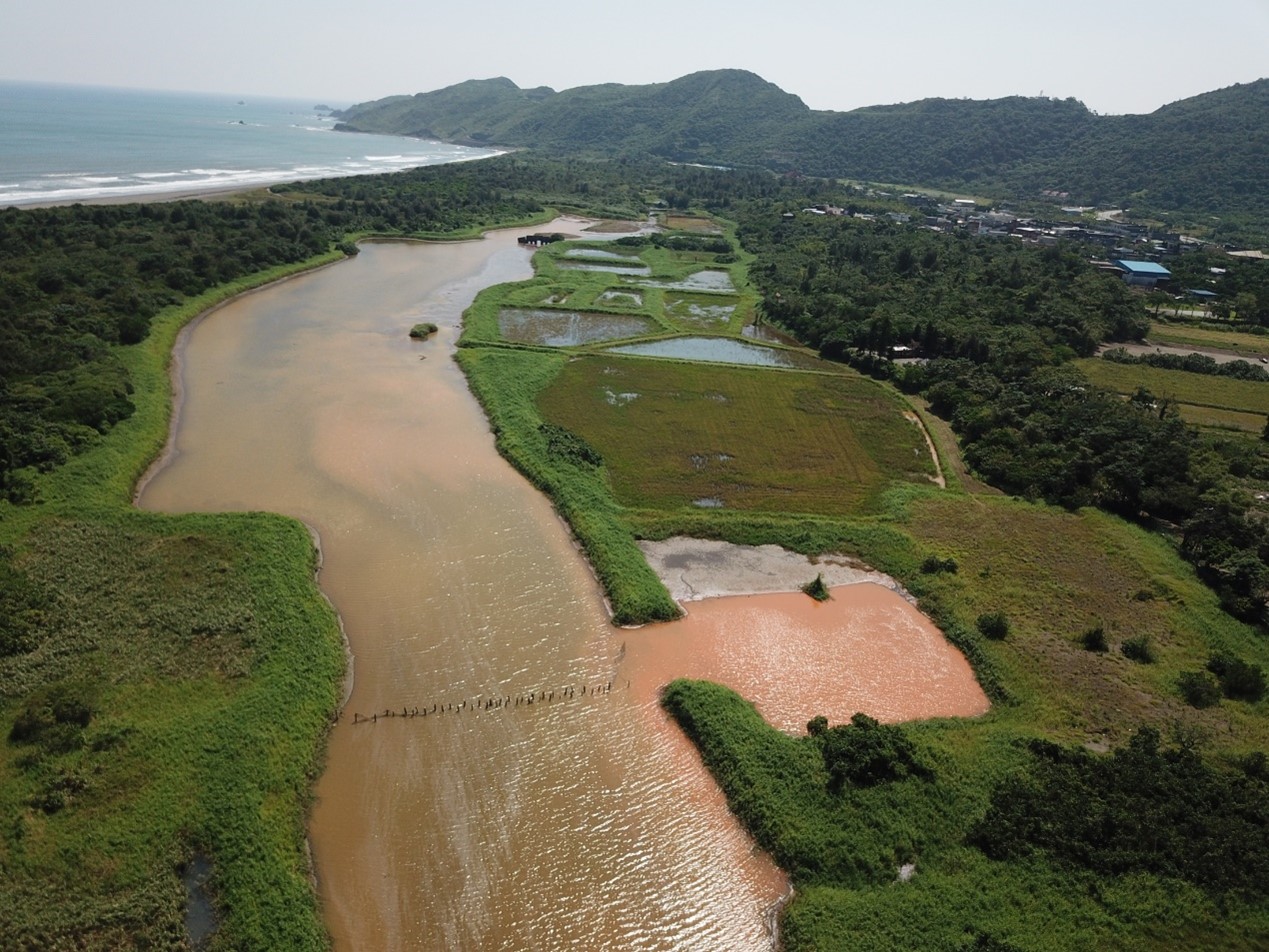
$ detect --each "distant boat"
[236,100,245,106]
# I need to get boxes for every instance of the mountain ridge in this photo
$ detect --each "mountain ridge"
[335,70,1269,218]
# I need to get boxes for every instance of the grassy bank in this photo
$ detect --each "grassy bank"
[0,250,349,949]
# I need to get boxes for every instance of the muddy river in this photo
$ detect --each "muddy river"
[138,223,986,950]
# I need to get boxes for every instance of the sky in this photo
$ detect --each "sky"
[4,0,1268,115]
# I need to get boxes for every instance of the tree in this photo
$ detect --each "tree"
[817,713,931,790]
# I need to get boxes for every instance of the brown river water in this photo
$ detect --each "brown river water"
[137,223,987,950]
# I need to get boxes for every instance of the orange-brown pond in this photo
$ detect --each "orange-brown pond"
[137,223,987,951]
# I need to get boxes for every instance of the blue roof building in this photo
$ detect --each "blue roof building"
[1114,260,1172,287]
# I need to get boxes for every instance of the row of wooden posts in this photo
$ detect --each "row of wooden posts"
[349,681,630,724]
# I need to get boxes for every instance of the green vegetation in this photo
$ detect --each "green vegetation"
[972,728,1269,899]
[664,680,1269,951]
[1079,359,1269,417]
[0,159,607,947]
[536,359,933,516]
[976,611,1011,642]
[801,574,831,602]
[1149,323,1269,357]
[446,172,1269,946]
[4,150,1269,948]
[739,207,1268,625]
[409,321,438,339]
[337,70,1269,231]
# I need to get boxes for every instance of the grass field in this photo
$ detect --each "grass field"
[1149,322,1269,358]
[537,357,936,516]
[1077,358,1269,417]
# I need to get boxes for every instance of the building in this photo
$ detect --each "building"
[1113,260,1172,288]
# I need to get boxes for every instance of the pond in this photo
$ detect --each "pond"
[666,294,736,327]
[560,261,652,275]
[499,307,659,346]
[630,270,736,292]
[607,336,825,370]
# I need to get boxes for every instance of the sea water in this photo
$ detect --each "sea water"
[0,80,501,206]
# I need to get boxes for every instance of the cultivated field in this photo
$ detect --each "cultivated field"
[538,358,935,516]
[1149,322,1269,358]
[1077,358,1269,422]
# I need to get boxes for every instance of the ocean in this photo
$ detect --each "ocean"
[0,81,502,206]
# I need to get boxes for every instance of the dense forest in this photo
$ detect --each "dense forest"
[335,70,1269,226]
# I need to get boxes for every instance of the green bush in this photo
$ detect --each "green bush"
[1207,652,1267,702]
[1079,625,1109,653]
[1178,670,1223,708]
[976,611,1010,641]
[817,713,931,791]
[1121,634,1155,663]
[802,573,831,601]
[920,554,958,574]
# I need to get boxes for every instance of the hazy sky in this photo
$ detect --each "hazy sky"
[5,0,1268,114]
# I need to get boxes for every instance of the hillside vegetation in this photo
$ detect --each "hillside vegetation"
[336,70,1269,223]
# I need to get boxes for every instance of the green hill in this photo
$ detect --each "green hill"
[336,71,1269,218]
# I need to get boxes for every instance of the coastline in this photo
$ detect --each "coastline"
[22,181,268,209]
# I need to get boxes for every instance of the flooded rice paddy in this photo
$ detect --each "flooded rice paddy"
[559,260,652,275]
[630,270,736,292]
[498,307,658,346]
[608,335,825,370]
[596,289,644,307]
[137,223,986,950]
[666,294,737,327]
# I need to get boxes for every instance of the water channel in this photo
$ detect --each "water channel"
[137,222,987,951]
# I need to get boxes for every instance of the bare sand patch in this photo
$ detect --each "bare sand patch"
[639,536,910,603]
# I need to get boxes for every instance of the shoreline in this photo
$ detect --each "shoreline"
[22,182,280,210]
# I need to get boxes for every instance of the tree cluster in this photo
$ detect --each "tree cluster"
[736,208,1267,623]
[808,712,931,791]
[972,729,1269,898]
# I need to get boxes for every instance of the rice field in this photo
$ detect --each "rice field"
[536,357,936,516]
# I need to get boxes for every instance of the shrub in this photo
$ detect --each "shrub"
[1178,670,1222,708]
[1207,652,1267,702]
[408,322,438,339]
[1120,635,1155,663]
[920,555,958,574]
[801,573,831,601]
[817,713,931,790]
[1079,625,1109,653]
[976,611,1010,641]
[538,422,602,467]
[9,681,98,752]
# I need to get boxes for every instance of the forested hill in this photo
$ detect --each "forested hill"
[335,71,1269,218]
